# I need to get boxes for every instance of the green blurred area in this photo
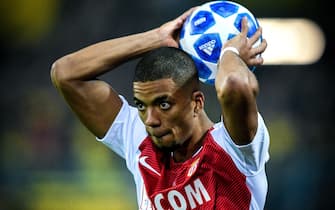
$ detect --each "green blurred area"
[26,170,136,210]
[1,94,137,209]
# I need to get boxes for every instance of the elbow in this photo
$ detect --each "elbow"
[50,56,73,89]
[215,72,257,103]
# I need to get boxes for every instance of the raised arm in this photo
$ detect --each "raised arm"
[215,17,267,145]
[50,8,195,138]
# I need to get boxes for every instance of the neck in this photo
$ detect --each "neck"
[173,112,213,162]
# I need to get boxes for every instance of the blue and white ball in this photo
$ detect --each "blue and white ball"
[179,0,261,85]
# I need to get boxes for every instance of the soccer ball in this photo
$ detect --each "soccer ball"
[179,0,261,85]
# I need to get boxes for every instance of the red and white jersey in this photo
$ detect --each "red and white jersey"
[97,96,270,210]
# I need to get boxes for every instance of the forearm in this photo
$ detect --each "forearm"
[215,50,259,144]
[51,28,163,84]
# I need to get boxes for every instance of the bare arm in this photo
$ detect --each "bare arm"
[50,8,195,138]
[215,17,267,145]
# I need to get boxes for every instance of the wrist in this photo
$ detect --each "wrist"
[219,46,240,60]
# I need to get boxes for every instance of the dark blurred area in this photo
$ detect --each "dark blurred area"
[0,0,334,209]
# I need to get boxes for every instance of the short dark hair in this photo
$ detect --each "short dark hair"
[134,47,198,87]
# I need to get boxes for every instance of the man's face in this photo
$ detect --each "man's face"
[133,78,196,151]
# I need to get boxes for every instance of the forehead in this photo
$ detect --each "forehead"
[133,78,179,101]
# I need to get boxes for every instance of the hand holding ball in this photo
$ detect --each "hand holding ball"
[179,0,261,85]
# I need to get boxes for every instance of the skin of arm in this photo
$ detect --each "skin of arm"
[215,17,267,145]
[50,8,196,139]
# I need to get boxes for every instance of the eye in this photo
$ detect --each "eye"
[135,102,146,111]
[159,101,171,110]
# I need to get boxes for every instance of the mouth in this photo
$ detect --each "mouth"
[150,131,170,139]
[152,133,168,139]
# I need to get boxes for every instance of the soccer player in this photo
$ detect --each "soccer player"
[51,7,269,210]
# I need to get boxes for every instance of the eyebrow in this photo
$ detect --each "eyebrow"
[133,95,170,105]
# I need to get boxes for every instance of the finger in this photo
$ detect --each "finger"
[176,7,197,28]
[180,7,198,21]
[248,55,264,66]
[240,16,249,37]
[249,26,262,45]
[252,38,267,55]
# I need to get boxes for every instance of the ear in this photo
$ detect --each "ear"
[192,90,205,114]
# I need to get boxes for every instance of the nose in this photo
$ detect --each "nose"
[144,107,160,127]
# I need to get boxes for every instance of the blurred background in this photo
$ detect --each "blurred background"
[0,0,334,209]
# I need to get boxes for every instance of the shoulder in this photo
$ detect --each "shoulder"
[210,113,269,146]
[209,113,270,175]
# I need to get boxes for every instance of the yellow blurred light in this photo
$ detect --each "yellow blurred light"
[0,0,59,46]
[258,18,326,65]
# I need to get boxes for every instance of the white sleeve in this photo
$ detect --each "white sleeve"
[212,112,270,176]
[96,95,147,171]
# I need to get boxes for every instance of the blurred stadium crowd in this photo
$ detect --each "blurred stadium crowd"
[0,0,334,209]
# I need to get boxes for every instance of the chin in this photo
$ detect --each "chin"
[152,137,178,152]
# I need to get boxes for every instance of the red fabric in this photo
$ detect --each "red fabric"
[138,131,251,210]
